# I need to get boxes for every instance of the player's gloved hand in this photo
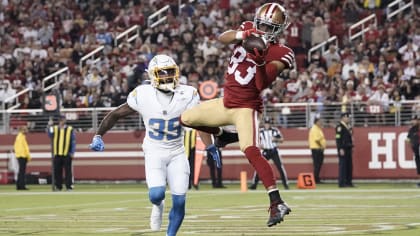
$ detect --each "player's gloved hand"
[90,135,104,151]
[206,144,221,168]
[247,48,267,66]
[236,28,264,40]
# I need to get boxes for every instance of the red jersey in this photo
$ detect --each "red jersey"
[364,29,379,44]
[223,21,295,111]
[285,22,302,48]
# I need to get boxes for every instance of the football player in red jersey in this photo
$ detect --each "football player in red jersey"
[180,2,294,227]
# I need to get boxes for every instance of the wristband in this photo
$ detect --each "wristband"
[235,31,243,40]
[255,62,266,67]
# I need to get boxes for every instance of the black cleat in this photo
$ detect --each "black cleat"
[213,184,226,189]
[248,184,257,190]
[16,187,29,190]
[267,202,291,227]
[214,130,239,148]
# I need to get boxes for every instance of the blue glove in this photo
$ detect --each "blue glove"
[206,144,221,168]
[90,135,104,151]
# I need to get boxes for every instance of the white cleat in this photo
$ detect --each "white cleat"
[150,200,164,231]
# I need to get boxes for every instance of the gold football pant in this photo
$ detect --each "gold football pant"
[181,98,259,151]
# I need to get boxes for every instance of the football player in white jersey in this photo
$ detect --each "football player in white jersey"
[89,55,220,236]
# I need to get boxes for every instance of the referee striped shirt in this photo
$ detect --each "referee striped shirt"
[259,127,282,149]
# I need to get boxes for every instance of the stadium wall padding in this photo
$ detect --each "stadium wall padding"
[0,127,417,181]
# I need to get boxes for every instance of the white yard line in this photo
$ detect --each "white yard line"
[95,228,127,232]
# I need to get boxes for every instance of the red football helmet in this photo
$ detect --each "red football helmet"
[254,3,290,42]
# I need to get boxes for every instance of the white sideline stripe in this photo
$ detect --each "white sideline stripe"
[0,191,149,196]
[0,149,338,159]
[0,188,418,197]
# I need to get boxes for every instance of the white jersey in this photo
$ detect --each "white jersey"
[127,84,200,154]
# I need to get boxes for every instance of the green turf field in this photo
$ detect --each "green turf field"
[0,183,419,236]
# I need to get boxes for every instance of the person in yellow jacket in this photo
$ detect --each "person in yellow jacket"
[309,117,327,184]
[14,126,31,190]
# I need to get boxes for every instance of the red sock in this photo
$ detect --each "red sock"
[244,146,276,188]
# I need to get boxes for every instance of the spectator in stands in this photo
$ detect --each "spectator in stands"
[381,36,400,63]
[374,61,390,83]
[45,52,66,74]
[368,84,389,124]
[0,76,16,106]
[83,66,103,89]
[409,66,420,96]
[366,42,381,64]
[38,20,54,46]
[300,14,313,50]
[95,24,113,46]
[311,17,330,46]
[293,74,312,102]
[99,81,114,107]
[73,12,87,29]
[323,44,341,68]
[22,24,39,42]
[71,42,84,65]
[343,0,362,25]
[62,92,77,108]
[114,9,131,29]
[112,81,129,106]
[99,3,115,22]
[197,37,218,59]
[88,93,104,108]
[353,42,367,63]
[342,54,359,80]
[364,24,380,44]
[129,5,145,26]
[286,12,303,53]
[412,27,420,47]
[389,88,404,115]
[327,58,342,79]
[404,60,416,79]
[14,125,31,190]
[30,41,48,59]
[358,56,375,77]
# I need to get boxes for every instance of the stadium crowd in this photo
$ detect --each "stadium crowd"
[0,0,419,127]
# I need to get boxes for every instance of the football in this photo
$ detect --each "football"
[242,35,266,55]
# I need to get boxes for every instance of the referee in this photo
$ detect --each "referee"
[47,115,76,191]
[249,118,289,190]
[184,128,198,189]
